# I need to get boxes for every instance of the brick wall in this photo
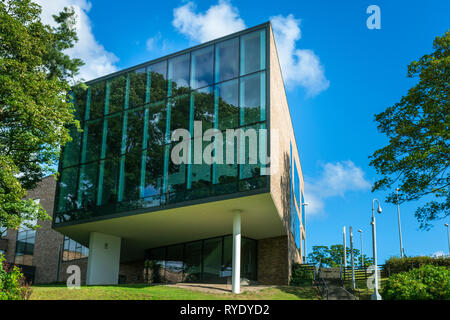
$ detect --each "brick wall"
[257,236,289,285]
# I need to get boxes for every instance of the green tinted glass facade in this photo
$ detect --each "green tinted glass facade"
[55,26,268,225]
[145,235,257,283]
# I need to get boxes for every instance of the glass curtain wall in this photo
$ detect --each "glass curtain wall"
[56,27,268,224]
[145,235,257,284]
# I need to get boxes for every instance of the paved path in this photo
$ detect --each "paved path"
[323,280,356,300]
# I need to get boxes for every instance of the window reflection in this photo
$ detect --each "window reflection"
[129,68,147,108]
[149,61,168,103]
[191,46,213,89]
[108,75,126,114]
[239,72,265,125]
[88,81,106,120]
[215,38,239,83]
[169,54,190,96]
[240,30,265,76]
[215,79,238,130]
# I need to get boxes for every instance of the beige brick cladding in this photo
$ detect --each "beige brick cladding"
[257,236,289,285]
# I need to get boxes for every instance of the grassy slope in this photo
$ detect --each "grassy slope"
[30,284,321,300]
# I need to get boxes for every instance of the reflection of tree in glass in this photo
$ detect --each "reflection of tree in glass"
[89,81,106,119]
[128,70,146,108]
[71,85,87,121]
[124,109,144,153]
[108,75,125,113]
[150,71,168,104]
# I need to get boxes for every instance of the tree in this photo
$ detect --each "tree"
[0,0,83,230]
[307,244,370,267]
[369,31,449,229]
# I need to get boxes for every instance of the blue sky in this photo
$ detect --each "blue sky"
[37,0,449,263]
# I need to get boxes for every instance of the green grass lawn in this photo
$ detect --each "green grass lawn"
[30,284,321,300]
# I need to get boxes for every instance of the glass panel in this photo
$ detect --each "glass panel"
[108,75,126,114]
[215,79,238,130]
[215,38,239,83]
[122,151,142,202]
[100,158,120,205]
[193,86,214,134]
[167,143,186,203]
[124,109,144,154]
[239,124,266,191]
[168,54,190,96]
[84,119,103,163]
[240,29,266,76]
[57,167,78,213]
[129,68,147,108]
[168,94,190,137]
[61,126,81,168]
[147,101,167,147]
[148,247,166,282]
[105,114,122,159]
[144,146,164,200]
[222,236,232,278]
[78,162,98,209]
[165,245,184,283]
[202,237,222,283]
[242,238,257,280]
[240,72,265,125]
[215,132,237,195]
[187,139,211,200]
[89,81,106,120]
[149,61,167,103]
[183,241,202,282]
[72,86,87,121]
[191,46,213,89]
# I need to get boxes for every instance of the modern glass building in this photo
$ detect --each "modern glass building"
[53,22,306,290]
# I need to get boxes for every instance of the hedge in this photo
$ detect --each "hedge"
[384,256,450,276]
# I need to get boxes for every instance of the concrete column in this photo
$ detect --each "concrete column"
[86,232,121,285]
[232,210,241,294]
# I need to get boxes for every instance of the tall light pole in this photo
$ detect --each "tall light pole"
[302,202,309,263]
[358,229,364,267]
[445,224,450,256]
[396,188,404,258]
[343,226,347,268]
[371,199,382,300]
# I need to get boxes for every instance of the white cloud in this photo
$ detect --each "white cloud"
[146,32,162,51]
[173,0,246,43]
[270,14,329,96]
[432,251,445,257]
[34,0,118,82]
[305,161,371,215]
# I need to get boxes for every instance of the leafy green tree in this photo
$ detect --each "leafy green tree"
[0,0,83,230]
[369,31,449,229]
[308,244,369,267]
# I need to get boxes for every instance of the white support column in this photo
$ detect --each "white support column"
[86,232,121,285]
[232,210,241,294]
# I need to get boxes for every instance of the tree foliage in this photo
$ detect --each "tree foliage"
[308,244,373,268]
[369,31,449,229]
[0,0,83,230]
[382,264,450,300]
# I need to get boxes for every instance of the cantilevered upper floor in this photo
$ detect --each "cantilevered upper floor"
[53,22,305,262]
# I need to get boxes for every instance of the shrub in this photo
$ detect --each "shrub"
[384,256,450,275]
[0,254,32,300]
[290,263,314,286]
[382,264,450,300]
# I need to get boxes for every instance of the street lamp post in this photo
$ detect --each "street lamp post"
[445,224,450,256]
[358,229,364,267]
[371,199,382,300]
[396,188,405,258]
[303,202,309,263]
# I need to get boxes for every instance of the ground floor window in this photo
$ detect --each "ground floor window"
[145,235,257,283]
